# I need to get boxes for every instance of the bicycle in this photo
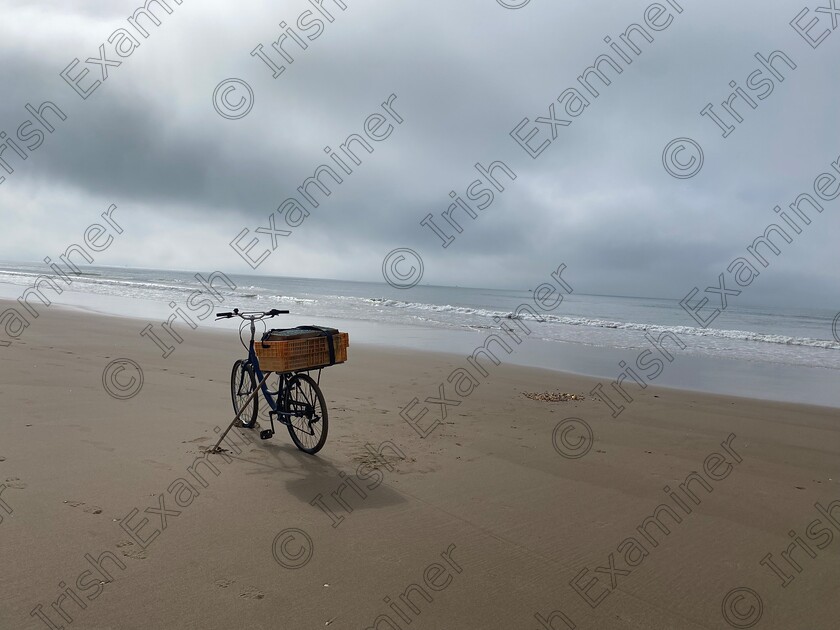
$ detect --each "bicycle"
[211,308,330,455]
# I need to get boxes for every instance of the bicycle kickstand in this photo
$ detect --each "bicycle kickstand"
[209,373,270,453]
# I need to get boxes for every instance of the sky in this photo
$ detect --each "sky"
[0,0,838,307]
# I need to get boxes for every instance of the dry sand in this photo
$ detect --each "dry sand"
[0,302,838,629]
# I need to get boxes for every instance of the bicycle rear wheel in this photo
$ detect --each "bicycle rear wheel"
[284,373,328,454]
[230,360,258,429]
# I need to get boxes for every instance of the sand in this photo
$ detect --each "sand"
[0,301,838,629]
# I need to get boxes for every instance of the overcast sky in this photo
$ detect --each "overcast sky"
[0,0,837,307]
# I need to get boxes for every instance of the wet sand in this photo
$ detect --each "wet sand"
[1,302,839,629]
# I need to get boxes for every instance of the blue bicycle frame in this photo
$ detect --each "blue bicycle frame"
[248,340,285,416]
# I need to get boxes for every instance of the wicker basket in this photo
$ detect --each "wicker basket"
[255,332,349,373]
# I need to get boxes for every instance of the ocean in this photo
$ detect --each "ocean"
[1,262,838,407]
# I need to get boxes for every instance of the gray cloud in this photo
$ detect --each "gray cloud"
[0,0,837,306]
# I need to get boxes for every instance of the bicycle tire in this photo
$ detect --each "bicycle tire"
[230,359,258,429]
[284,372,328,455]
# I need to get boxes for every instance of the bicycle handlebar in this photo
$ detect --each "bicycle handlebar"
[215,308,289,320]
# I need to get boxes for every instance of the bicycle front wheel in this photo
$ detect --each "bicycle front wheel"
[284,373,328,455]
[230,360,258,429]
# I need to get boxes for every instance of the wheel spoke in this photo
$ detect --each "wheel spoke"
[284,374,327,453]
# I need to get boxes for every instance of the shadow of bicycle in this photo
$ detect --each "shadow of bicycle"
[221,427,408,513]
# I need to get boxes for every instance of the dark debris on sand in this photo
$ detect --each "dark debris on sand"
[522,392,585,402]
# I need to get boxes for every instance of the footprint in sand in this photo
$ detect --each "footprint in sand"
[4,478,26,489]
[64,500,102,514]
[117,540,148,559]
[239,586,265,600]
[214,578,235,588]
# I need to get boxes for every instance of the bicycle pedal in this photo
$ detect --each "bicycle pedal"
[260,429,274,440]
